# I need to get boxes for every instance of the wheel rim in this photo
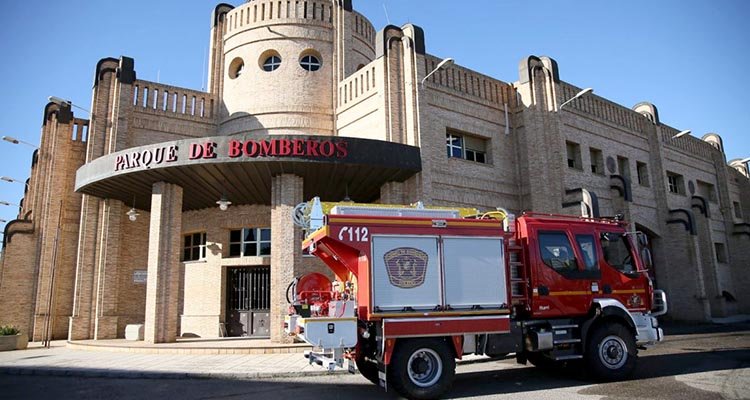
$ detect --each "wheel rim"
[598,335,628,370]
[407,348,443,387]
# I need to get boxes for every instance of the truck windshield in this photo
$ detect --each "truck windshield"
[600,232,634,274]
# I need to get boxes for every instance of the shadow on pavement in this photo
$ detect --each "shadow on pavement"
[661,321,750,336]
[2,348,747,400]
[443,348,750,398]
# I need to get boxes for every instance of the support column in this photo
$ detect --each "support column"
[93,200,124,339]
[270,174,303,343]
[144,182,183,343]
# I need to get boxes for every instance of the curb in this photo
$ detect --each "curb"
[0,356,493,381]
[0,366,350,380]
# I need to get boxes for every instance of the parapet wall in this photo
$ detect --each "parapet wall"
[352,11,375,48]
[224,0,333,36]
[132,80,214,121]
[559,82,649,135]
[659,124,720,160]
[423,55,518,109]
[338,63,378,109]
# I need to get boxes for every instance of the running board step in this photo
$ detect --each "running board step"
[554,339,581,344]
[554,354,583,361]
[551,324,578,329]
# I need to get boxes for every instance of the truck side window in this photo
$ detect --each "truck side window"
[538,231,577,273]
[575,235,598,271]
[600,232,634,273]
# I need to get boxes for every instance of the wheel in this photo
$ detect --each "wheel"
[356,357,380,385]
[585,323,637,381]
[389,338,456,400]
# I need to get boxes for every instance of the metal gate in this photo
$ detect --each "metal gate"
[226,266,270,337]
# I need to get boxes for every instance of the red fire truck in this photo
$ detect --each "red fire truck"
[285,201,667,399]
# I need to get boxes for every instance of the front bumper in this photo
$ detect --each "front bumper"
[635,313,663,345]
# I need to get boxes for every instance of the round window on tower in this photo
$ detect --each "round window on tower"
[299,51,321,72]
[228,57,245,79]
[259,50,282,72]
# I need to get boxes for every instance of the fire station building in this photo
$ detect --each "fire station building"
[1,0,749,344]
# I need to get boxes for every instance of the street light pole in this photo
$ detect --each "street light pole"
[559,88,593,111]
[671,130,691,139]
[48,96,91,115]
[2,136,38,149]
[1,176,29,188]
[421,57,455,86]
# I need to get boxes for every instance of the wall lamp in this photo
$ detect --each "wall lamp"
[0,201,21,207]
[216,195,232,211]
[559,88,593,111]
[48,96,92,115]
[2,136,38,149]
[0,219,7,224]
[126,208,140,222]
[671,130,691,139]
[421,57,454,86]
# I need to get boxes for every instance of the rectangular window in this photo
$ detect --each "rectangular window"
[714,243,727,264]
[566,141,582,170]
[734,201,743,219]
[697,180,717,202]
[600,232,635,274]
[636,161,650,187]
[575,234,598,272]
[229,228,271,257]
[666,171,685,195]
[617,156,630,180]
[182,232,206,261]
[446,131,487,164]
[589,148,604,175]
[538,231,577,273]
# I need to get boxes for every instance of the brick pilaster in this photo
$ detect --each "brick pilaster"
[270,174,303,342]
[144,182,183,343]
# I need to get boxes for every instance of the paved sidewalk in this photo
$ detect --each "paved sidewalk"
[0,341,345,380]
[2,322,747,381]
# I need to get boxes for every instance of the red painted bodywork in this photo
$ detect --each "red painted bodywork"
[303,212,654,364]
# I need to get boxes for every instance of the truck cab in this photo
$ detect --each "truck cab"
[519,214,653,319]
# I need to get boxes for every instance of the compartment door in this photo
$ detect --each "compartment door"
[443,237,507,309]
[371,236,440,311]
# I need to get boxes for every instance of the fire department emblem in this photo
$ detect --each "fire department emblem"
[383,247,428,289]
[628,294,643,308]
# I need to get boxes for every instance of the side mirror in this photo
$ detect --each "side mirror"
[637,232,649,247]
[640,247,653,270]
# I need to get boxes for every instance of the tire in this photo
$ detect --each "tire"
[388,338,456,400]
[356,357,380,385]
[584,323,637,381]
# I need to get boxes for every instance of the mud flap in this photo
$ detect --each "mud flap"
[378,361,387,391]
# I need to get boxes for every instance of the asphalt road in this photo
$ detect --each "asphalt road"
[1,327,748,400]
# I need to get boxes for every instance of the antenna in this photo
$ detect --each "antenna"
[382,3,391,25]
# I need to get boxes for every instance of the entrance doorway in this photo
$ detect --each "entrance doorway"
[226,266,271,337]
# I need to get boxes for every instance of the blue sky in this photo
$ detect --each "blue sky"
[1,0,748,228]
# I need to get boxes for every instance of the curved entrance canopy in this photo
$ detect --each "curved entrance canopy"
[75,134,422,211]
